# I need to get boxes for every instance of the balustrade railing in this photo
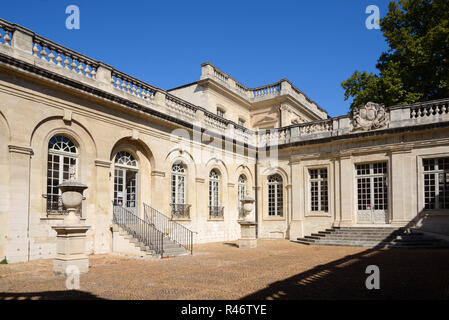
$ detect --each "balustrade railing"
[32,36,99,80]
[111,70,156,102]
[0,22,13,46]
[113,205,164,256]
[410,99,449,118]
[209,206,224,219]
[252,83,281,98]
[45,194,81,215]
[166,95,196,119]
[170,203,191,219]
[143,203,195,254]
[204,113,228,131]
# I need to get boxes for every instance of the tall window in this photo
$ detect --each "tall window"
[268,174,283,216]
[113,151,138,210]
[309,169,328,212]
[238,174,247,218]
[209,169,223,218]
[172,163,186,205]
[46,135,78,213]
[424,158,449,210]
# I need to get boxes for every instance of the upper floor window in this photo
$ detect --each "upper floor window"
[238,118,246,127]
[268,174,283,216]
[217,108,225,118]
[424,158,449,210]
[309,169,328,212]
[46,135,78,214]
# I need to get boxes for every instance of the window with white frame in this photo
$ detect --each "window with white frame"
[171,163,186,205]
[309,168,328,212]
[268,174,283,216]
[238,174,247,218]
[46,135,78,214]
[209,169,223,217]
[423,158,449,210]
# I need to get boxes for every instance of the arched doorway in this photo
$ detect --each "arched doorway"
[113,151,138,215]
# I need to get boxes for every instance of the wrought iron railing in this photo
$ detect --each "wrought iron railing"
[209,206,224,219]
[45,194,81,215]
[170,203,191,219]
[113,205,164,256]
[143,203,195,254]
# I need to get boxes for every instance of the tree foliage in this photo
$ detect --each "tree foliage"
[342,0,449,110]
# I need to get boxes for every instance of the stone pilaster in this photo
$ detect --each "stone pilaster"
[6,145,33,263]
[93,159,112,254]
[338,154,354,227]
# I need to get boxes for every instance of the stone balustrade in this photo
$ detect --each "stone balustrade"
[165,94,196,120]
[32,35,99,80]
[111,70,156,101]
[0,21,12,46]
[1,19,448,150]
[251,83,281,98]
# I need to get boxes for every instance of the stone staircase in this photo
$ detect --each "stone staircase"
[293,227,449,249]
[112,224,189,259]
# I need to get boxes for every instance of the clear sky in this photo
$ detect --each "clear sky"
[2,0,391,117]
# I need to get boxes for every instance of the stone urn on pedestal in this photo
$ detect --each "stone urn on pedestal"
[52,166,90,275]
[238,196,257,248]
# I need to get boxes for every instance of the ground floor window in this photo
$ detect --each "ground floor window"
[356,162,388,224]
[423,157,449,210]
[309,168,328,212]
[268,174,283,216]
[46,135,78,214]
[113,151,138,214]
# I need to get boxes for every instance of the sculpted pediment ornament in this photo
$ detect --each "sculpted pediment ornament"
[351,102,389,132]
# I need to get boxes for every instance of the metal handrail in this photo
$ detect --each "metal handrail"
[170,203,191,219]
[143,203,195,254]
[113,205,164,256]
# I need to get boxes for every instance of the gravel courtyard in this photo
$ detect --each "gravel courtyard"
[1,240,449,300]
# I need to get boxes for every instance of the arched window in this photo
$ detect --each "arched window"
[115,151,137,167]
[268,174,283,216]
[47,135,78,214]
[238,174,247,218]
[209,169,223,218]
[171,163,186,205]
[171,163,190,218]
[114,151,138,211]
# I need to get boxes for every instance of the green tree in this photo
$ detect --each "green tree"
[342,0,449,110]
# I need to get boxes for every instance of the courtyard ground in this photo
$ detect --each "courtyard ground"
[1,239,449,300]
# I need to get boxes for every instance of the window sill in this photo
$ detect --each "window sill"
[263,216,285,221]
[305,212,332,218]
[171,217,191,221]
[208,218,224,221]
[41,215,86,221]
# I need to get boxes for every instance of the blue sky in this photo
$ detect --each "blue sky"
[2,0,391,116]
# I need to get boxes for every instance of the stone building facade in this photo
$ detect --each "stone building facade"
[1,20,449,263]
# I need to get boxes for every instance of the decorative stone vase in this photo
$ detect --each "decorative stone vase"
[52,171,90,275]
[238,196,257,248]
[58,180,88,225]
[240,196,255,222]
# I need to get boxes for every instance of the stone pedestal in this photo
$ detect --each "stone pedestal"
[238,222,257,248]
[52,225,90,275]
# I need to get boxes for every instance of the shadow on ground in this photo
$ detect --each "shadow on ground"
[241,246,449,300]
[0,290,106,300]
